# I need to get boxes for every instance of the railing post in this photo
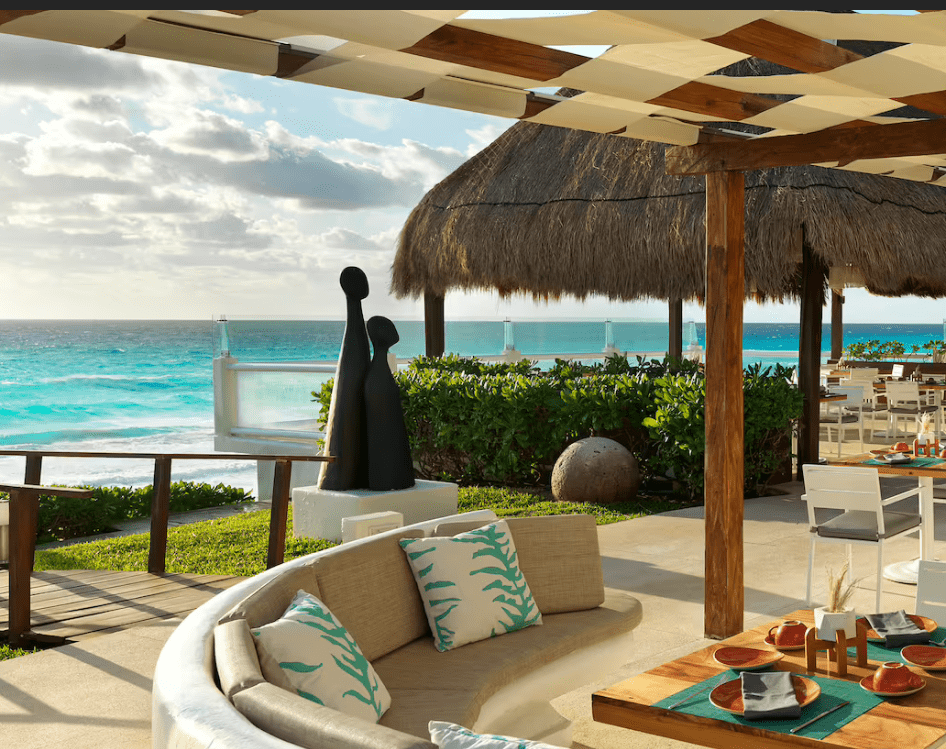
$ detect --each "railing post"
[8,488,32,646]
[23,455,41,572]
[148,457,172,574]
[267,459,292,569]
[5,483,92,647]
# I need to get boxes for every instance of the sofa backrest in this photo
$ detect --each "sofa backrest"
[311,529,428,662]
[220,562,322,630]
[433,514,605,614]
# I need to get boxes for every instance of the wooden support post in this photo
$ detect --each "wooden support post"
[148,457,172,574]
[797,237,826,480]
[5,483,92,646]
[831,290,844,361]
[668,298,683,359]
[424,292,445,358]
[704,171,745,639]
[267,458,292,569]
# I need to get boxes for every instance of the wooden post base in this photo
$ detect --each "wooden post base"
[805,622,868,677]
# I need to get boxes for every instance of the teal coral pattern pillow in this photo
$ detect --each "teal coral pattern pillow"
[399,520,542,652]
[250,590,391,722]
[429,721,566,749]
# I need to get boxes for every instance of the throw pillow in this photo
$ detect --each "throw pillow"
[399,519,542,652]
[250,589,391,722]
[429,721,565,749]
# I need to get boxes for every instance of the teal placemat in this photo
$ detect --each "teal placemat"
[846,626,946,663]
[653,670,883,740]
[863,456,945,468]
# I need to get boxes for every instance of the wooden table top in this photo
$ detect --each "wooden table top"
[592,609,946,749]
[829,453,946,479]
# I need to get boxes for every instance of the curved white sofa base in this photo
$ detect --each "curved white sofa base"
[152,509,637,749]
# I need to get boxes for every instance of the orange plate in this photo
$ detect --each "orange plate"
[857,615,937,642]
[710,675,820,715]
[764,634,806,651]
[902,645,946,670]
[713,647,785,671]
[859,673,926,697]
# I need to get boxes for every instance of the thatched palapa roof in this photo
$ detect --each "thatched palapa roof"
[393,88,946,305]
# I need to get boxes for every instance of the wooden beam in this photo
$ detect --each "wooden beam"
[424,292,446,358]
[704,170,745,640]
[666,117,946,175]
[706,19,862,73]
[647,81,782,121]
[831,290,844,361]
[403,24,587,81]
[668,298,683,359]
[797,234,826,480]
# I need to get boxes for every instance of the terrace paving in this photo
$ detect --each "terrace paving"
[0,425,934,748]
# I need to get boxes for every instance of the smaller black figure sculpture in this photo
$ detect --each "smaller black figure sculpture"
[364,316,415,491]
[318,267,370,490]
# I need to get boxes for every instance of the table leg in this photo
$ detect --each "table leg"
[883,476,934,585]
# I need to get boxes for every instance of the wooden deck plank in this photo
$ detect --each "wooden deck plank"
[1,569,243,641]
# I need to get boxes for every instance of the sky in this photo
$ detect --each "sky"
[0,11,940,325]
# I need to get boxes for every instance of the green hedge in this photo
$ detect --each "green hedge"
[315,355,803,500]
[1,482,252,543]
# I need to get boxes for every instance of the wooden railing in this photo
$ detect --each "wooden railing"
[0,450,332,646]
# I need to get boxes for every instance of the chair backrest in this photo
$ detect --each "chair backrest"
[832,385,865,408]
[848,367,879,381]
[886,380,920,407]
[916,560,946,620]
[802,464,885,531]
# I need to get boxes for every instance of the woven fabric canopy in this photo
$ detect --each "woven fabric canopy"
[6,10,946,184]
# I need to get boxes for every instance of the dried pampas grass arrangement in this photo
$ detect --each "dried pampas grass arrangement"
[826,562,858,613]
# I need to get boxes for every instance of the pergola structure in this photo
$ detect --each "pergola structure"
[7,10,946,638]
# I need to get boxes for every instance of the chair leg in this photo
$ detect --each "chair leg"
[806,537,816,607]
[876,543,884,613]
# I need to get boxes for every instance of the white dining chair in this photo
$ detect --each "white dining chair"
[803,464,923,613]
[820,386,864,457]
[916,559,946,621]
[886,381,937,438]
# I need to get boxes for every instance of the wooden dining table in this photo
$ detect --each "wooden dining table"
[593,608,946,749]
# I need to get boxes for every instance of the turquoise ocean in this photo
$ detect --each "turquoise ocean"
[1,319,942,494]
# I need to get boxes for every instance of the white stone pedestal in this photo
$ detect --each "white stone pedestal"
[292,480,459,541]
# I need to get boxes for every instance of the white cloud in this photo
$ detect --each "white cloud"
[334,97,394,130]
[465,122,511,156]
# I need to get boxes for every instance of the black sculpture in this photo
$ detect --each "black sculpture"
[318,267,370,490]
[364,316,415,491]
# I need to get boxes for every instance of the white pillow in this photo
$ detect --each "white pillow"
[251,590,391,722]
[399,519,542,652]
[429,721,566,749]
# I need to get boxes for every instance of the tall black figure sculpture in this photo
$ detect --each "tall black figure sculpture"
[318,267,370,490]
[364,316,415,491]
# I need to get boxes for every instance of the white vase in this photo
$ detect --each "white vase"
[814,606,857,640]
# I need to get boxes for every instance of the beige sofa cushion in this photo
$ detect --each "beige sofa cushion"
[313,529,428,662]
[233,681,436,749]
[219,563,321,629]
[373,589,641,739]
[214,618,266,699]
[434,515,605,614]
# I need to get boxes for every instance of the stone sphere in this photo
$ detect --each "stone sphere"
[551,437,640,504]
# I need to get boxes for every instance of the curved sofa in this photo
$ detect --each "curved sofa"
[152,510,642,749]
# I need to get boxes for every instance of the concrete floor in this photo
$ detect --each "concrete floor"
[0,417,935,748]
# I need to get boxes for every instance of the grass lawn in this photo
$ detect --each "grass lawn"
[33,486,695,578]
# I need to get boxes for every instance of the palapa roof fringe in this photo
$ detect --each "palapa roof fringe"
[393,98,946,305]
